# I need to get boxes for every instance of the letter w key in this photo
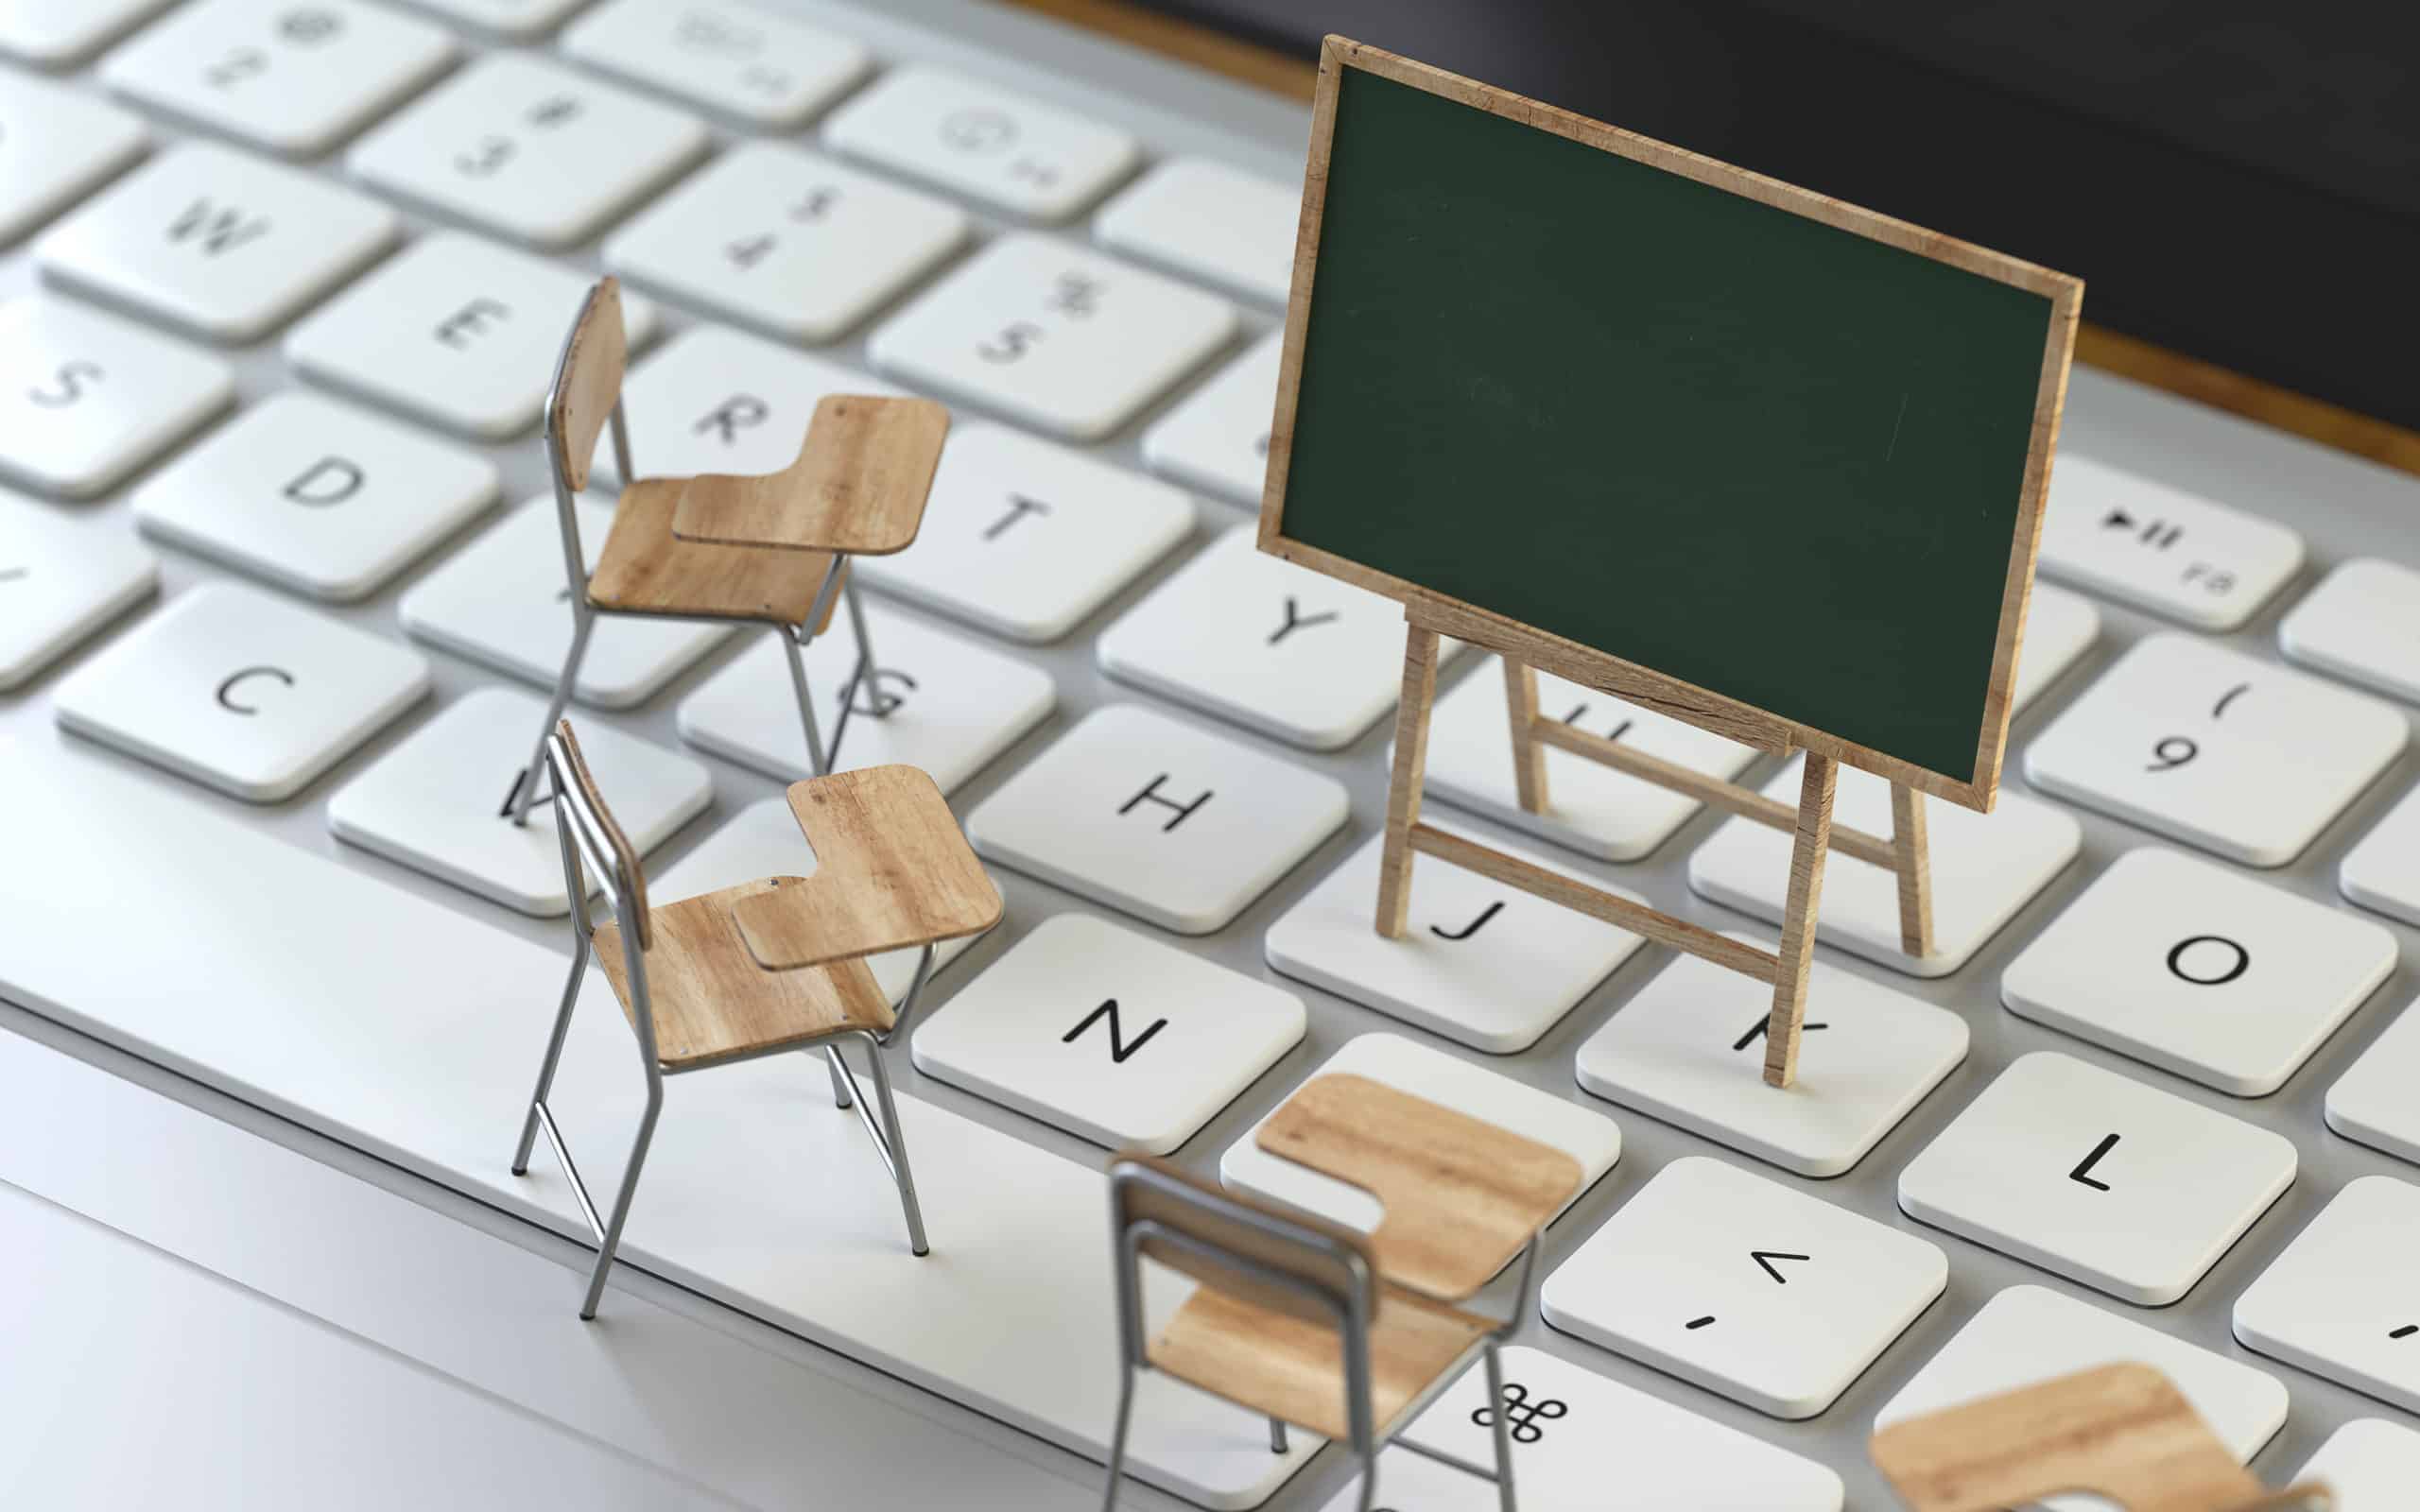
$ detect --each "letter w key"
[1063,998,1167,1063]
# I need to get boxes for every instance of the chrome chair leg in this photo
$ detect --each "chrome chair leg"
[1269,1418,1288,1453]
[822,1044,854,1108]
[511,612,595,826]
[1100,1363,1137,1512]
[776,625,829,778]
[579,1073,664,1321]
[1483,1340,1517,1512]
[858,1033,929,1256]
[1357,1450,1380,1512]
[512,939,589,1174]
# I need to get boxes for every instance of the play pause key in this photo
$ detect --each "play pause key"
[1541,1157,1945,1418]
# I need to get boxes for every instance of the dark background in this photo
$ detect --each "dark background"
[1139,1,2420,434]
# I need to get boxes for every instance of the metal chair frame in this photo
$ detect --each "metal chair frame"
[503,291,886,826]
[510,724,937,1320]
[1100,1159,1535,1512]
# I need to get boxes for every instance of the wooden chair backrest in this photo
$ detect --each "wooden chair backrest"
[547,277,627,493]
[544,719,649,950]
[1107,1154,1374,1331]
[1870,1364,2302,1512]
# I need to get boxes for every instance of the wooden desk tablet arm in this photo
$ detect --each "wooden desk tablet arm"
[1869,1364,2331,1512]
[1253,1074,1582,1309]
[667,395,950,556]
[727,766,1001,1034]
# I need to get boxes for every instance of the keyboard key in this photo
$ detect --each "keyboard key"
[1095,158,1298,305]
[131,393,497,602]
[1265,823,1646,1054]
[2235,1175,2420,1416]
[648,797,989,1005]
[2039,452,2305,629]
[39,142,398,342]
[605,323,892,484]
[327,684,710,915]
[2002,846,2395,1096]
[0,0,172,65]
[869,234,1236,442]
[2010,581,2100,713]
[1423,655,1763,863]
[2342,782,2420,926]
[399,494,729,708]
[1333,1345,1843,1512]
[1897,1052,2295,1305]
[0,73,147,247]
[2026,633,2407,868]
[1139,328,1278,507]
[0,296,233,498]
[285,232,657,438]
[911,912,1305,1154]
[0,739,1308,1508]
[2279,556,2420,705]
[348,55,707,250]
[1220,1033,1618,1237]
[1542,1156,1945,1418]
[967,703,1347,935]
[1876,1284,2288,1499]
[2291,1419,2420,1511]
[822,65,1138,221]
[676,602,1054,789]
[561,0,869,129]
[389,0,587,38]
[54,581,428,801]
[604,144,966,345]
[1098,525,1447,750]
[2326,994,2420,1165]
[1689,756,2081,976]
[0,490,155,689]
[102,0,455,158]
[1576,940,1967,1177]
[855,422,1193,644]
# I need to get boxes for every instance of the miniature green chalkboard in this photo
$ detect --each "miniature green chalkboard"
[1259,38,2082,810]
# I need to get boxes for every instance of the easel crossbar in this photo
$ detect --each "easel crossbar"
[1529,718,1898,868]
[1408,824,1781,981]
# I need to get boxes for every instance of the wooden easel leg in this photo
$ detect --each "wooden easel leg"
[1376,624,1441,939]
[1502,657,1548,815]
[1764,754,1838,1089]
[1891,783,1935,960]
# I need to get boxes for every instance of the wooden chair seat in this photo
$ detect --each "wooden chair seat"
[586,476,847,628]
[1147,1280,1492,1441]
[593,879,893,1072]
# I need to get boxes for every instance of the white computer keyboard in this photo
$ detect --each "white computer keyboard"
[2,1,2419,1508]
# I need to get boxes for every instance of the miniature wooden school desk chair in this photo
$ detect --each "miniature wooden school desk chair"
[1870,1362,2331,1512]
[510,720,1001,1320]
[1098,1076,1584,1512]
[501,275,948,825]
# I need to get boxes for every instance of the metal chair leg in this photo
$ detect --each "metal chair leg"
[858,1032,929,1256]
[822,1044,854,1108]
[579,1073,665,1320]
[1483,1339,1517,1512]
[512,939,589,1174]
[1269,1418,1288,1454]
[776,626,829,778]
[826,575,888,769]
[1100,1363,1137,1512]
[1357,1448,1380,1512]
[510,612,595,826]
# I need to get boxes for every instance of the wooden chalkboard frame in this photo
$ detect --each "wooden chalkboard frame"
[1256,36,2083,813]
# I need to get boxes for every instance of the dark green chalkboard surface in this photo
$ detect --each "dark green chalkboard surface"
[1263,44,2081,807]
